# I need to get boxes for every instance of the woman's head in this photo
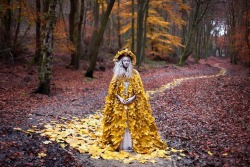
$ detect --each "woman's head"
[113,48,136,65]
[121,56,131,68]
[113,56,133,78]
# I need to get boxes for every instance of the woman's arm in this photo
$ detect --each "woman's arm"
[116,94,126,104]
[125,95,136,104]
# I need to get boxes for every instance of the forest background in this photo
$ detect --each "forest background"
[0,0,249,95]
[0,0,249,166]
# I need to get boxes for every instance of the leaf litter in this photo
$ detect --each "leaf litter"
[1,56,249,166]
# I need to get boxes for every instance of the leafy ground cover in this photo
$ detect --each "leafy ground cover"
[0,56,249,166]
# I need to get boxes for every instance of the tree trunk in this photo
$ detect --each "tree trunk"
[195,25,201,63]
[131,0,135,52]
[3,0,12,49]
[13,0,22,56]
[245,0,250,49]
[205,35,211,61]
[36,0,57,95]
[58,0,68,32]
[43,0,50,12]
[178,2,199,66]
[205,21,213,61]
[85,0,115,78]
[178,23,195,65]
[136,0,148,67]
[117,0,122,48]
[228,1,237,65]
[193,25,198,61]
[75,0,85,69]
[69,0,77,67]
[142,0,149,62]
[34,0,41,64]
[85,0,99,60]
[181,2,187,55]
[178,0,211,66]
[230,53,237,64]
[69,0,77,44]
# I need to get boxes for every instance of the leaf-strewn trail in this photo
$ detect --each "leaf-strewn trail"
[0,57,249,166]
[152,61,249,166]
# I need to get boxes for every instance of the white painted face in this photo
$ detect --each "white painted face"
[122,56,131,68]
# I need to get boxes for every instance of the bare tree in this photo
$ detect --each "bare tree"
[85,0,115,78]
[35,0,58,95]
[34,0,41,64]
[1,0,12,50]
[136,0,149,66]
[178,0,213,65]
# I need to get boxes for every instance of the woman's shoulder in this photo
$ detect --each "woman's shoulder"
[132,69,140,75]
[132,69,141,80]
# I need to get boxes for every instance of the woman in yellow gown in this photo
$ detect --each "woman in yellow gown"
[100,49,166,154]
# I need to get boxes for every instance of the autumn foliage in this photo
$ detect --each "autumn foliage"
[0,0,249,166]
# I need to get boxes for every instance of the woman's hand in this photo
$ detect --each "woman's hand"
[117,95,126,104]
[117,95,136,104]
[125,95,136,104]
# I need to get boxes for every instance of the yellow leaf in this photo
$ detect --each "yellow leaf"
[60,143,66,148]
[123,158,132,164]
[101,153,114,160]
[91,155,100,159]
[49,137,56,141]
[166,155,171,159]
[80,129,89,134]
[93,115,100,119]
[150,151,157,158]
[165,151,171,155]
[150,159,157,163]
[13,127,22,131]
[44,124,53,129]
[38,152,47,158]
[70,142,80,148]
[138,159,147,163]
[134,154,143,159]
[119,150,130,158]
[88,145,103,158]
[50,121,57,124]
[157,150,166,157]
[22,130,30,134]
[170,148,180,153]
[77,145,88,153]
[26,129,35,133]
[208,151,213,156]
[56,138,65,143]
[42,140,52,144]
[222,153,228,156]
[180,153,186,157]
[46,133,58,139]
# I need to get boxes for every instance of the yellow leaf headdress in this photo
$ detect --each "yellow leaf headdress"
[113,48,136,65]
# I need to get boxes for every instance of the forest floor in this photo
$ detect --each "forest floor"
[0,55,249,167]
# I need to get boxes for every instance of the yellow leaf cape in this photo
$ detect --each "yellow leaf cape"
[100,69,167,154]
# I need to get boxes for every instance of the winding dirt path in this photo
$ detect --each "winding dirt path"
[29,60,220,124]
[146,63,226,98]
[1,57,249,167]
[70,60,230,167]
[28,59,234,167]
